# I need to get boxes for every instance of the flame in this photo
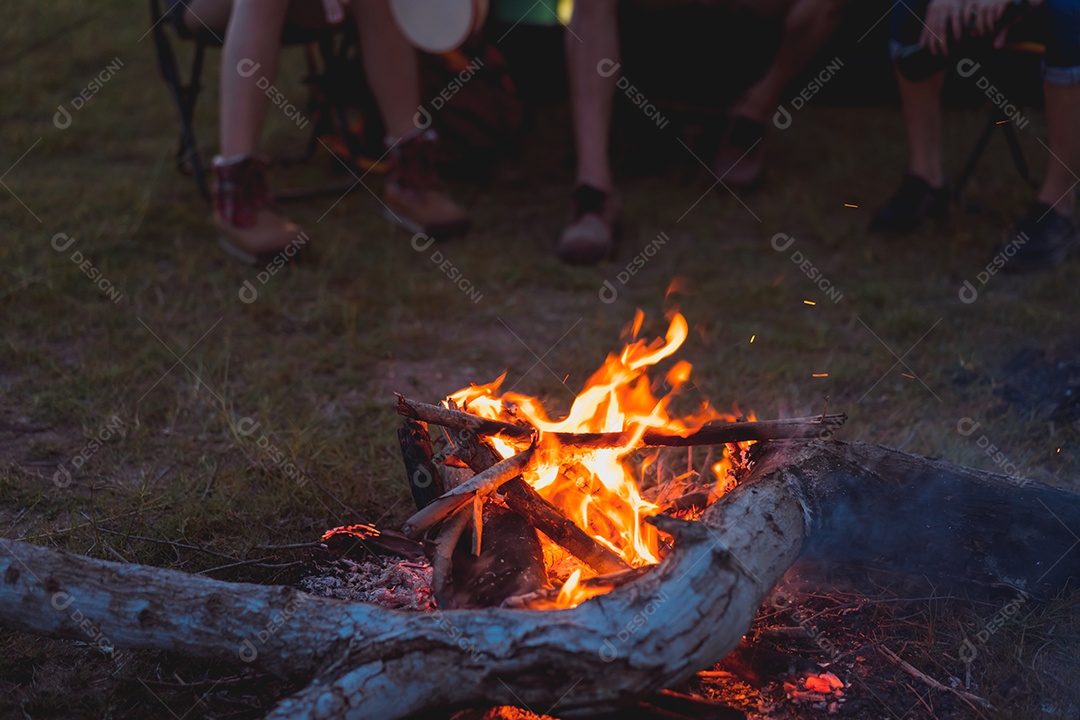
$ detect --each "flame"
[449,311,751,606]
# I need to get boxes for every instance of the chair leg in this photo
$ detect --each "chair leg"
[953,117,999,202]
[1001,122,1034,187]
[149,0,211,202]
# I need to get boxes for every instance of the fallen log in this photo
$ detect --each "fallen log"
[396,395,846,450]
[3,440,1080,719]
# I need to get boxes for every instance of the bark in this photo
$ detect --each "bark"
[3,441,1079,719]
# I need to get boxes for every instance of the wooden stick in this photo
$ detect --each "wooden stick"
[431,505,472,609]
[397,395,534,442]
[877,645,993,712]
[448,424,630,575]
[471,495,483,557]
[396,395,846,450]
[401,447,535,538]
[500,479,631,575]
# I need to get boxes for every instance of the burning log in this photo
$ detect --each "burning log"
[445,427,631,575]
[6,441,1080,719]
[397,395,846,450]
[500,479,630,575]
[445,503,548,608]
[401,446,535,538]
[398,419,445,510]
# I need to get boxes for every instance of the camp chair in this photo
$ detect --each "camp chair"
[148,0,386,203]
[952,35,1045,203]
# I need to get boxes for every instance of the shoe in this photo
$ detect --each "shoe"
[212,155,310,266]
[713,115,766,190]
[557,184,620,265]
[869,173,949,234]
[999,202,1080,274]
[383,129,470,240]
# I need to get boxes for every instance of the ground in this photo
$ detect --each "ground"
[3,1,1080,718]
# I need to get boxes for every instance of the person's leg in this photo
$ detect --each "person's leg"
[867,0,950,233]
[194,0,308,265]
[217,0,290,157]
[558,0,621,265]
[896,68,946,188]
[1036,0,1080,215]
[731,0,847,124]
[349,0,469,239]
[714,0,846,188]
[567,0,620,194]
[1000,0,1080,271]
[1037,83,1079,215]
[348,0,419,140]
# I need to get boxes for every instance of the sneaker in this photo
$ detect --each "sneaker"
[383,129,470,240]
[713,115,766,190]
[556,184,620,265]
[999,202,1080,274]
[869,173,949,234]
[212,155,310,266]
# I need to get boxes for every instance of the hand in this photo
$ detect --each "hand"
[321,0,349,24]
[921,0,966,56]
[969,0,1013,37]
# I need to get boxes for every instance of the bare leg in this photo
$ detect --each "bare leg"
[567,0,620,193]
[733,0,847,123]
[896,66,946,187]
[348,0,420,141]
[1038,82,1080,215]
[216,0,291,157]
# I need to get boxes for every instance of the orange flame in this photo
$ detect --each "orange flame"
[449,311,751,606]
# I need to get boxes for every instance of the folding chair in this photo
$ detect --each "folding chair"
[952,39,1045,202]
[148,0,387,203]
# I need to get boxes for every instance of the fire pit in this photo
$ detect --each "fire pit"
[4,308,1080,719]
[313,310,844,614]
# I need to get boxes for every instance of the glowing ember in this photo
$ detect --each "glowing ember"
[447,310,754,607]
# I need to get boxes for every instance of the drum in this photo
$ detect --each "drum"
[390,0,488,54]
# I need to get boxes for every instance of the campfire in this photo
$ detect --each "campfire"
[319,309,845,614]
[9,303,1078,719]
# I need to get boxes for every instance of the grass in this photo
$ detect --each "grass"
[2,1,1080,718]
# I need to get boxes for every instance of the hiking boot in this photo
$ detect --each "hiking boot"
[383,129,470,240]
[212,155,310,266]
[999,202,1080,274]
[557,184,620,265]
[869,173,949,234]
[713,115,766,190]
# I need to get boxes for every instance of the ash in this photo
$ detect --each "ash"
[301,556,435,611]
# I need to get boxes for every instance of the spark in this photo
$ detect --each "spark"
[843,203,859,208]
[901,373,914,379]
[804,300,816,306]
[812,373,828,378]
[750,334,756,343]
